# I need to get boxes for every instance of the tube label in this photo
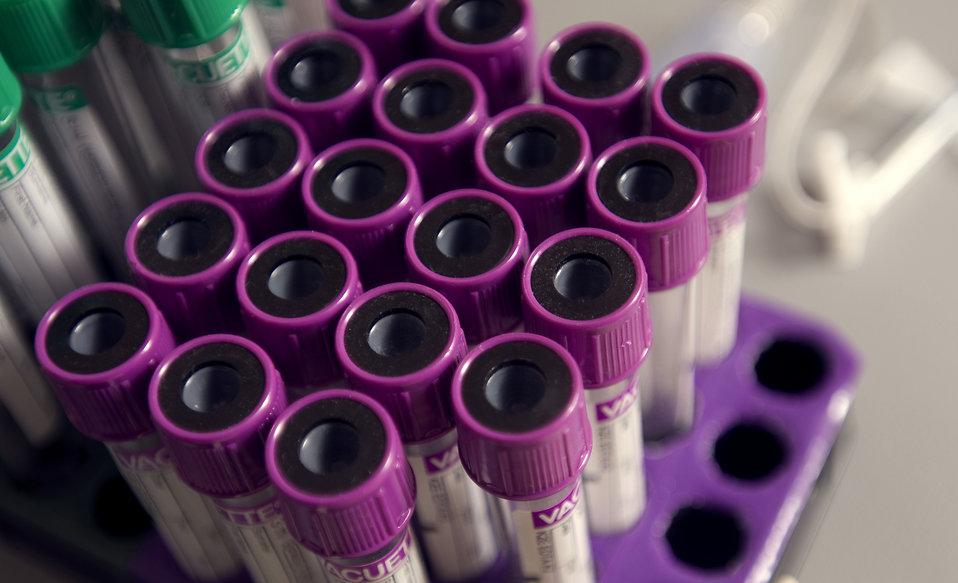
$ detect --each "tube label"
[511,480,594,583]
[322,529,428,583]
[109,443,242,582]
[214,496,328,583]
[0,124,31,186]
[582,379,646,534]
[408,442,499,581]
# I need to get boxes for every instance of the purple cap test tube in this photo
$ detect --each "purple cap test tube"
[265,29,378,153]
[237,230,363,397]
[521,227,652,534]
[126,192,250,341]
[196,108,312,244]
[373,58,488,198]
[650,53,767,365]
[425,0,536,113]
[266,389,429,582]
[587,136,709,440]
[34,282,243,582]
[302,138,423,288]
[150,334,327,583]
[540,22,651,155]
[334,281,501,581]
[475,104,592,247]
[405,189,528,345]
[452,332,594,582]
[325,0,428,75]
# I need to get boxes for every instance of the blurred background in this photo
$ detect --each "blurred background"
[1,0,955,581]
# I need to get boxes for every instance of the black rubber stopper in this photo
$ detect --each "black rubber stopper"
[276,39,363,102]
[549,28,642,99]
[157,341,266,433]
[274,396,387,495]
[438,0,523,45]
[310,146,408,219]
[134,200,236,277]
[244,237,348,319]
[483,109,582,188]
[460,339,572,433]
[412,195,515,278]
[342,289,450,377]
[529,234,636,321]
[661,59,760,132]
[44,290,150,375]
[338,0,411,19]
[595,141,699,222]
[204,116,299,189]
[384,65,475,134]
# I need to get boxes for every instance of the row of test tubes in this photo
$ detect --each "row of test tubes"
[0,1,766,582]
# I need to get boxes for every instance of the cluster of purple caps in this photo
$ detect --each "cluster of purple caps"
[33,0,768,581]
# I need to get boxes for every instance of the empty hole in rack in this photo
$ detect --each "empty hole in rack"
[754,338,828,394]
[94,476,152,536]
[714,421,787,481]
[69,310,125,356]
[666,504,744,571]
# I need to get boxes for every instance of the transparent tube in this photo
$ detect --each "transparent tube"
[404,429,500,581]
[320,528,428,583]
[251,0,328,49]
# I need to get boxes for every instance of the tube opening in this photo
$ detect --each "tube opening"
[289,50,344,93]
[268,256,325,300]
[452,0,504,32]
[331,163,386,204]
[299,420,361,475]
[504,128,558,170]
[367,310,426,357]
[182,363,241,414]
[156,219,211,261]
[484,361,546,414]
[617,161,675,203]
[436,215,492,259]
[553,254,612,301]
[680,75,737,116]
[69,310,126,356]
[567,44,621,84]
[400,81,454,120]
[223,132,277,175]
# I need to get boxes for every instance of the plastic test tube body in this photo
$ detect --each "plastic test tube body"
[0,0,169,273]
[266,389,429,583]
[150,334,329,583]
[586,137,710,440]
[335,282,501,581]
[325,0,429,76]
[452,333,594,583]
[0,56,102,322]
[34,282,243,582]
[237,230,363,396]
[650,53,767,365]
[265,30,378,153]
[250,0,328,49]
[122,0,271,144]
[521,228,653,535]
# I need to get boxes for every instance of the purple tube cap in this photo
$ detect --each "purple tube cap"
[650,52,767,202]
[404,189,528,343]
[265,388,415,558]
[586,137,710,290]
[451,332,592,501]
[149,334,287,497]
[236,231,363,388]
[539,22,650,127]
[521,227,653,388]
[334,282,467,443]
[34,282,176,442]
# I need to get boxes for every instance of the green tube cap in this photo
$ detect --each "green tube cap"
[120,0,247,48]
[0,0,104,73]
[0,54,23,133]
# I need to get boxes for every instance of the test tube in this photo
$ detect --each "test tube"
[265,389,429,583]
[196,108,311,243]
[451,332,594,583]
[335,282,501,581]
[34,282,243,582]
[302,138,423,288]
[475,104,592,247]
[237,230,363,397]
[372,58,488,198]
[0,54,102,323]
[587,137,710,440]
[424,0,536,113]
[126,192,250,341]
[149,333,329,583]
[539,22,651,155]
[404,189,528,345]
[120,0,271,144]
[0,0,169,274]
[650,52,767,365]
[264,30,378,153]
[324,0,428,75]
[250,0,327,49]
[521,227,652,535]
